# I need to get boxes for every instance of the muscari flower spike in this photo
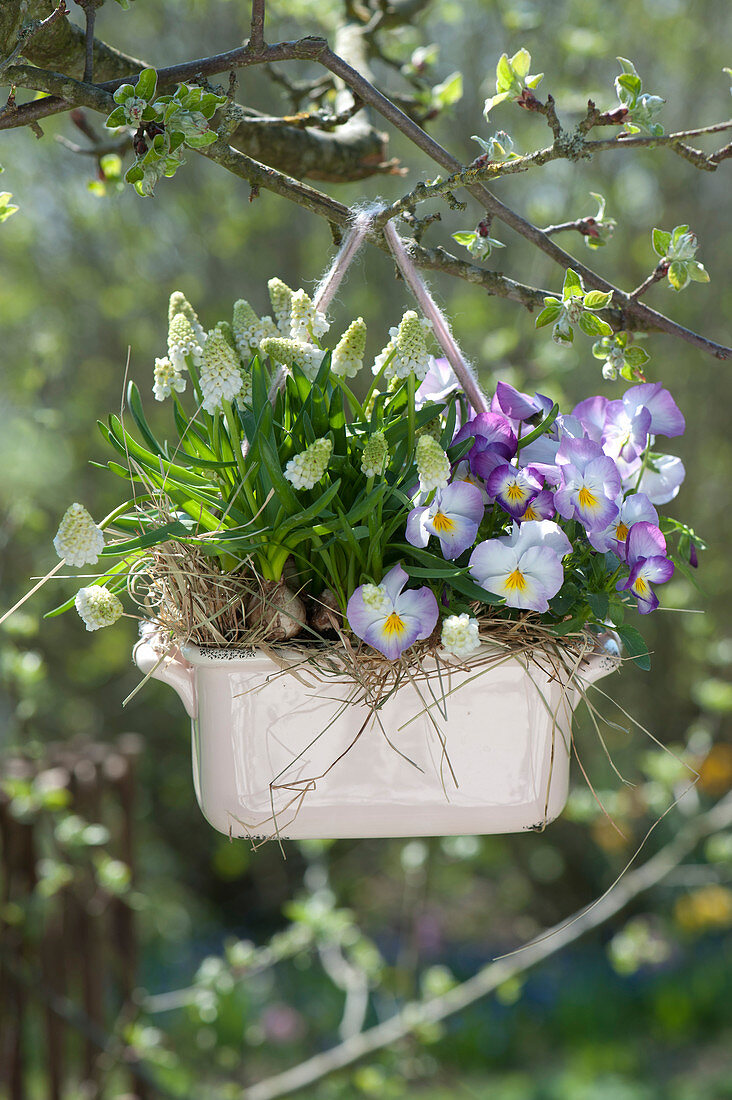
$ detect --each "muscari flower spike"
[361,432,389,478]
[268,277,295,335]
[289,288,330,343]
[392,311,432,381]
[260,336,326,382]
[416,433,451,493]
[441,613,481,659]
[153,355,186,402]
[332,318,367,378]
[54,503,105,567]
[168,291,206,347]
[199,323,244,413]
[168,311,204,373]
[75,586,124,631]
[284,438,333,491]
[232,299,278,358]
[347,563,439,660]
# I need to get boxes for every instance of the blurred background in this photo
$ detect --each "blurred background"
[1,0,731,1096]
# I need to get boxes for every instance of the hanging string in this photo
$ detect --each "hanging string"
[266,205,488,418]
[382,220,489,417]
[267,205,380,404]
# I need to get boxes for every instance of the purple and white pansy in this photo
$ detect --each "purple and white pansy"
[469,522,569,613]
[554,437,622,531]
[616,522,675,614]
[406,480,485,560]
[347,564,439,660]
[347,377,687,661]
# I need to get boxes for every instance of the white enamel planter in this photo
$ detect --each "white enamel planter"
[133,635,618,840]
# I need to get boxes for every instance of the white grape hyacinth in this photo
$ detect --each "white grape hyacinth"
[361,432,389,477]
[259,336,326,382]
[199,324,244,413]
[167,310,204,373]
[232,299,278,358]
[441,614,481,659]
[332,318,366,378]
[153,355,187,401]
[268,277,295,335]
[416,433,451,492]
[289,288,330,343]
[54,503,105,566]
[284,438,333,490]
[168,291,206,347]
[75,586,124,631]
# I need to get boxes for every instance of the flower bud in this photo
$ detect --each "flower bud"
[416,434,450,492]
[332,318,366,378]
[361,432,389,477]
[54,504,105,567]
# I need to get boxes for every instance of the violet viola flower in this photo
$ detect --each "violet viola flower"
[622,382,685,439]
[554,437,621,531]
[487,463,543,519]
[616,522,674,615]
[515,489,556,523]
[454,412,517,481]
[588,492,658,556]
[347,564,439,659]
[469,522,567,613]
[406,481,485,561]
[416,357,461,409]
[623,453,686,505]
[601,400,652,464]
[491,381,554,424]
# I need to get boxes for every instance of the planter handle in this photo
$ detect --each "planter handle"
[133,636,197,718]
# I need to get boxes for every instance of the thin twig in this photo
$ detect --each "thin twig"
[0,1,69,78]
[629,262,670,301]
[249,0,266,52]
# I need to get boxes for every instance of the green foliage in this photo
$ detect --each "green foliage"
[106,70,227,196]
[484,48,544,114]
[652,225,710,291]
[535,268,613,346]
[0,190,19,223]
[614,57,665,135]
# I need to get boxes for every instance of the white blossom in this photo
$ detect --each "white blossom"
[390,311,432,381]
[53,503,105,566]
[284,438,333,490]
[168,311,204,373]
[153,355,187,401]
[259,336,326,382]
[168,291,206,347]
[232,299,278,358]
[332,318,366,378]
[268,277,295,335]
[361,432,389,477]
[289,288,330,343]
[441,613,481,659]
[199,324,243,413]
[74,586,124,631]
[416,433,450,492]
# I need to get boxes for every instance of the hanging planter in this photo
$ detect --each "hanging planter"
[33,214,693,842]
[133,631,619,839]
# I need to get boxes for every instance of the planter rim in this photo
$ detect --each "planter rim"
[165,634,619,679]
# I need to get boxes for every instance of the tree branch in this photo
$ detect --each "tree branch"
[241,793,732,1100]
[0,0,68,78]
[249,0,266,54]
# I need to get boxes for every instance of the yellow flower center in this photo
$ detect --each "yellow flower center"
[506,481,526,503]
[615,521,629,541]
[431,510,455,533]
[633,575,648,595]
[383,611,406,637]
[522,502,538,521]
[578,485,598,510]
[504,568,528,593]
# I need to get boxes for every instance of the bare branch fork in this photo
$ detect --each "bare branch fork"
[0,0,730,363]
